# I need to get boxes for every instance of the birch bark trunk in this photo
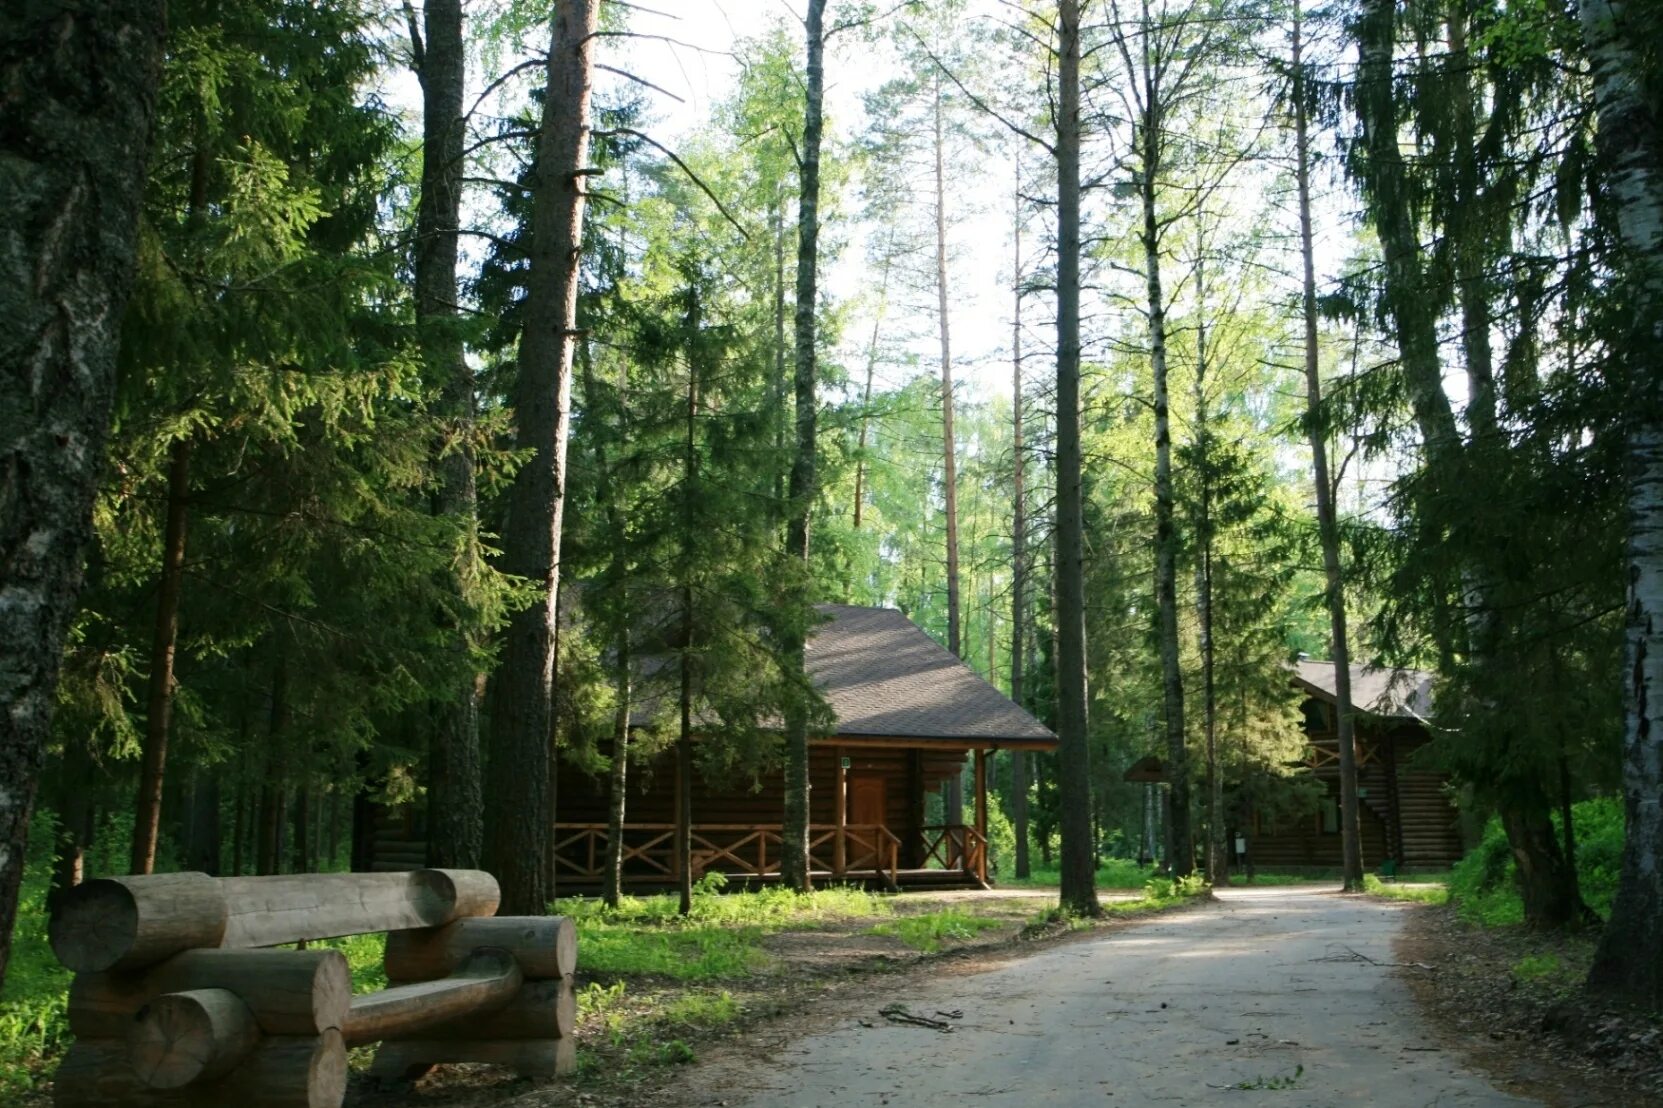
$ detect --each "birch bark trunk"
[485,0,598,914]
[1583,0,1663,1005]
[1010,163,1031,880]
[0,0,166,987]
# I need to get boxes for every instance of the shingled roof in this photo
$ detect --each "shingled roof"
[1293,659,1435,721]
[807,605,1057,747]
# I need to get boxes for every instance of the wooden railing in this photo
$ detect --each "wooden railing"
[920,824,988,884]
[553,823,901,888]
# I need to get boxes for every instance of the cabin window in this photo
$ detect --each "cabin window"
[1301,699,1329,733]
[1319,797,1339,834]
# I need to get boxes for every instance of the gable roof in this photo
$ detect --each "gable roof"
[1293,659,1435,721]
[806,605,1057,747]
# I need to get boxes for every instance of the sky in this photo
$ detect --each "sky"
[592,0,1028,404]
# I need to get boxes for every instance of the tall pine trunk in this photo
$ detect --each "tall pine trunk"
[1054,0,1099,916]
[132,438,191,874]
[934,75,964,830]
[411,0,484,871]
[485,0,598,915]
[782,0,827,894]
[0,0,166,987]
[853,249,892,534]
[1192,252,1224,885]
[1583,0,1663,1005]
[1293,2,1364,891]
[1139,73,1194,878]
[1010,163,1031,880]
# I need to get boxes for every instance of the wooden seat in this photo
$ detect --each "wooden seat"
[48,870,578,1108]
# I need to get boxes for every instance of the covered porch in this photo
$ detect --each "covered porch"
[553,604,1057,891]
[552,740,1010,891]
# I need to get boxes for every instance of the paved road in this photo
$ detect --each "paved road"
[715,888,1536,1107]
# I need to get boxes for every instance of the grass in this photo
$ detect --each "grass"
[1363,874,1451,905]
[872,908,1007,952]
[1004,860,1347,891]
[558,876,898,980]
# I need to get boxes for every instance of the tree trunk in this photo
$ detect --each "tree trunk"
[485,0,598,916]
[782,0,827,894]
[50,737,96,906]
[291,788,310,875]
[1010,162,1031,881]
[1140,76,1194,879]
[1192,250,1223,886]
[678,296,699,918]
[412,0,484,872]
[1294,2,1364,891]
[1053,0,1099,917]
[1583,0,1663,1003]
[933,74,965,833]
[602,649,630,910]
[0,0,166,989]
[852,248,892,535]
[132,439,191,874]
[187,772,220,876]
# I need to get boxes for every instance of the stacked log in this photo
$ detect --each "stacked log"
[371,916,578,1080]
[47,869,543,1108]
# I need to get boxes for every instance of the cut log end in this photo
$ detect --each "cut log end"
[383,916,577,982]
[50,873,228,974]
[416,868,501,922]
[128,988,260,1089]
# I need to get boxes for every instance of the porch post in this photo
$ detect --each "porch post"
[834,746,847,876]
[903,750,923,869]
[974,747,988,883]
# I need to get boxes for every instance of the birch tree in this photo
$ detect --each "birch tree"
[1582,0,1663,1005]
[0,0,166,985]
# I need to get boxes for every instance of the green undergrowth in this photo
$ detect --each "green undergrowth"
[1,815,75,1097]
[1448,798,1622,928]
[1026,871,1209,931]
[557,875,897,980]
[872,908,1006,952]
[575,976,747,1076]
[1003,859,1341,891]
[1002,857,1166,889]
[1363,874,1451,905]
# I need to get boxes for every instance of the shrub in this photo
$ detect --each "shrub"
[1448,798,1625,926]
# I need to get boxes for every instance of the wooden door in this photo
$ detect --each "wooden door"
[849,775,886,827]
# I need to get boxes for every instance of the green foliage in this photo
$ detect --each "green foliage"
[558,885,896,979]
[1362,874,1450,905]
[0,815,71,1096]
[1511,952,1566,983]
[872,909,1005,952]
[1447,799,1624,926]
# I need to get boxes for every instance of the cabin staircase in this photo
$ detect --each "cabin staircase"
[1357,762,1462,869]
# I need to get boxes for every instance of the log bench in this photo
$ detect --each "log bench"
[47,869,577,1107]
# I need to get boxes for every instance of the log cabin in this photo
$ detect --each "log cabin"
[1246,660,1465,872]
[373,604,1058,890]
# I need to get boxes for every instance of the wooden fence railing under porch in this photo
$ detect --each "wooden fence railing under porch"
[553,823,924,888]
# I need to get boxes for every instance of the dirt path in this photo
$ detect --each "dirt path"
[675,887,1538,1107]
